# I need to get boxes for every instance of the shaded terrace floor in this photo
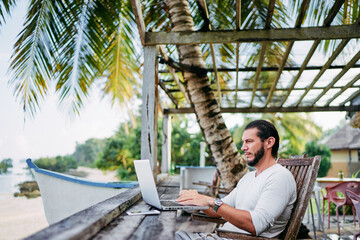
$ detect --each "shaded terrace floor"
[176,213,359,240]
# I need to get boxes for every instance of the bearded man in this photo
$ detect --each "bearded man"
[176,120,296,239]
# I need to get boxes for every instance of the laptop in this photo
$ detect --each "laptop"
[134,159,209,211]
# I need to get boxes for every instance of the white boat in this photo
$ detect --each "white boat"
[26,158,138,225]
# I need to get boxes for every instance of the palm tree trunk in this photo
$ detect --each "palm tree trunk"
[166,0,247,189]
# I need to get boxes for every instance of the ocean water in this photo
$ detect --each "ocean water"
[0,159,34,193]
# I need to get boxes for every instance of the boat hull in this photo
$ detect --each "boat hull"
[26,159,138,225]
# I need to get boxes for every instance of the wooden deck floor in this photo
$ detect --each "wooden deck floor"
[176,213,359,240]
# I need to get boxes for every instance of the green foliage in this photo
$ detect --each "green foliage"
[96,136,130,170]
[351,169,360,178]
[95,117,211,179]
[305,141,332,177]
[34,155,77,173]
[73,138,106,167]
[95,121,142,180]
[8,0,140,116]
[117,167,137,181]
[171,120,210,167]
[0,158,13,174]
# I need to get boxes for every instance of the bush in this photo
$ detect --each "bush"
[73,138,106,167]
[305,141,331,177]
[34,155,78,172]
[117,167,137,181]
[0,158,13,174]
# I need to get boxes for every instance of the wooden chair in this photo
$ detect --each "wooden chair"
[192,155,321,240]
[193,171,232,197]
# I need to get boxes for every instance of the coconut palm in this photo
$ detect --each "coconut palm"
[7,0,140,118]
[143,0,293,188]
[2,0,358,188]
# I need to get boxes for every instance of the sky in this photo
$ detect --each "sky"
[0,4,126,162]
[0,3,348,163]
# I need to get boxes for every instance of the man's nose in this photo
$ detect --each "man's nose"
[241,144,247,151]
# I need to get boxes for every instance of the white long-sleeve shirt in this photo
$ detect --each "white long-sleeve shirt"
[220,164,296,238]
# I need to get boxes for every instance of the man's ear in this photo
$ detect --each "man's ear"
[266,137,275,149]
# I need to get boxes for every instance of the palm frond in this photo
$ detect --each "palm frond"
[54,0,99,114]
[143,0,170,31]
[102,1,140,105]
[9,0,59,117]
[0,0,17,25]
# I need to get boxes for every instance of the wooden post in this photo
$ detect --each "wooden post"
[141,46,158,175]
[200,142,206,167]
[161,114,171,174]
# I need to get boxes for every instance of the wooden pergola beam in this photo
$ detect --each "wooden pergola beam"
[158,64,360,73]
[275,0,344,106]
[280,41,321,106]
[159,46,191,104]
[264,0,310,107]
[159,80,178,108]
[309,50,360,106]
[293,4,360,107]
[164,105,360,114]
[294,39,350,107]
[323,0,345,27]
[326,73,360,106]
[166,85,360,93]
[234,0,242,106]
[249,0,275,108]
[197,0,222,106]
[130,0,146,46]
[341,90,360,106]
[145,24,360,45]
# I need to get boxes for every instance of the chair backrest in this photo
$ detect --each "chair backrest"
[277,155,321,240]
[327,181,360,205]
[346,190,360,223]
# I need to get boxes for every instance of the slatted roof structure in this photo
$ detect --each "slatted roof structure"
[131,0,360,117]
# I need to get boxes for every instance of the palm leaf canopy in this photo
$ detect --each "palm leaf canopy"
[8,0,140,116]
[4,0,360,119]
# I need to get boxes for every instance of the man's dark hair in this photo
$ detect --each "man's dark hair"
[244,120,280,158]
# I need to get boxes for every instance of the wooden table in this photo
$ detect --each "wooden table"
[25,177,180,240]
[316,177,360,188]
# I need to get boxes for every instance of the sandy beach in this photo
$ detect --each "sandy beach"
[0,167,119,240]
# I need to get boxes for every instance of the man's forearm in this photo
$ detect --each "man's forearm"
[216,204,256,235]
[202,208,221,218]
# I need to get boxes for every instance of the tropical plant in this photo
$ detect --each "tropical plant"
[0,158,13,174]
[34,155,77,172]
[73,138,106,167]
[352,169,360,178]
[96,136,131,170]
[171,119,211,167]
[3,0,359,188]
[95,121,142,179]
[95,117,210,178]
[6,0,140,118]
[305,141,332,177]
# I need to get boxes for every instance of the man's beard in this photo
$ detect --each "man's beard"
[247,144,265,167]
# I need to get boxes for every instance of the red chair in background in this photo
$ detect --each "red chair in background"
[324,181,360,236]
[322,184,343,227]
[346,190,360,240]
